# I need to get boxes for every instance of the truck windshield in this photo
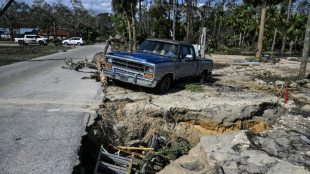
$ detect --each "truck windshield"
[137,40,179,59]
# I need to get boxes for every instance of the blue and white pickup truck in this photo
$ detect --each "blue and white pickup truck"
[103,38,213,93]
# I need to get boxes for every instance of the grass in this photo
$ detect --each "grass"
[185,83,204,92]
[0,41,14,44]
[0,45,71,66]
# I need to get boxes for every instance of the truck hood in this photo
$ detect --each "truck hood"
[107,52,172,63]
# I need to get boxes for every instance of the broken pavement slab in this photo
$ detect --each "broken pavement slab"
[160,130,310,174]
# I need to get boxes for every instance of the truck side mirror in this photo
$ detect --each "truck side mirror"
[185,54,193,61]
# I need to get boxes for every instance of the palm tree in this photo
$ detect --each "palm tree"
[111,0,137,51]
[298,11,310,80]
[244,0,284,61]
[281,0,293,53]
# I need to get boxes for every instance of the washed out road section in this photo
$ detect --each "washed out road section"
[0,44,104,174]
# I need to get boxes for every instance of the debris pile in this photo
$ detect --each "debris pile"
[61,58,97,71]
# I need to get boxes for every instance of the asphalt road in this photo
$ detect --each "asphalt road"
[0,44,105,174]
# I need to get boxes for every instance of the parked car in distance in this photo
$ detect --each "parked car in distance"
[14,35,48,46]
[103,38,213,93]
[62,37,85,46]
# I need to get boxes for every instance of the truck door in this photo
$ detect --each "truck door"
[25,36,36,44]
[178,45,198,77]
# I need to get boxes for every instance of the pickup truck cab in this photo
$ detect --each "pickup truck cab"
[62,37,85,46]
[103,38,213,93]
[14,35,48,45]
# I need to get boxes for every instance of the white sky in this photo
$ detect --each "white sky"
[0,0,112,14]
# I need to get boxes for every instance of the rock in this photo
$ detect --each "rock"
[158,143,216,174]
[297,79,310,85]
[275,80,286,87]
[306,151,310,158]
[304,83,310,88]
[288,81,298,88]
[268,82,274,86]
[301,105,310,113]
[198,130,310,174]
[256,79,267,85]
[180,162,204,172]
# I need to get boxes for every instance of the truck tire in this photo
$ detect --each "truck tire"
[156,75,171,94]
[39,41,44,45]
[18,41,24,46]
[200,70,210,84]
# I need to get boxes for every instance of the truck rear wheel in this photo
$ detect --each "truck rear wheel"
[39,41,44,45]
[156,75,171,94]
[200,70,210,84]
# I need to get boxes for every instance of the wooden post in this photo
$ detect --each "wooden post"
[200,27,207,59]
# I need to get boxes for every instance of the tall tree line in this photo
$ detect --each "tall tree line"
[0,0,114,41]
[1,0,310,60]
[111,0,309,56]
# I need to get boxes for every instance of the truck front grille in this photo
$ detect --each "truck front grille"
[112,58,144,73]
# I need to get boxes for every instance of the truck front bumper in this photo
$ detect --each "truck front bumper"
[103,68,158,88]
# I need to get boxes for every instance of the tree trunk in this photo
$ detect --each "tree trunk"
[299,11,310,80]
[233,31,236,46]
[127,18,132,52]
[185,0,191,42]
[281,0,292,53]
[173,0,176,40]
[53,22,57,40]
[271,28,277,52]
[289,40,294,54]
[255,1,267,61]
[9,24,14,42]
[139,0,142,31]
[239,32,242,47]
[131,2,136,51]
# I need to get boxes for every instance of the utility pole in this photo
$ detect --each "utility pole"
[200,27,207,58]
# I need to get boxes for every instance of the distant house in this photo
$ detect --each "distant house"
[0,28,10,40]
[38,30,69,40]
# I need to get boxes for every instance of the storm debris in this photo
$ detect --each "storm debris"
[61,57,98,71]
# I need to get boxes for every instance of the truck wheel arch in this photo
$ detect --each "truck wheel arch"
[156,73,173,94]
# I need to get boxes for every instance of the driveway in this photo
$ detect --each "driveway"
[0,44,105,174]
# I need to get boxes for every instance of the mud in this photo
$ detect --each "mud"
[177,120,270,145]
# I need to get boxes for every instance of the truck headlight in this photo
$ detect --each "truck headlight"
[145,66,154,74]
[106,57,112,63]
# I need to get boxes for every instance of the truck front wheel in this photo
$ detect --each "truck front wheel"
[156,76,171,94]
[18,41,24,46]
[39,41,44,45]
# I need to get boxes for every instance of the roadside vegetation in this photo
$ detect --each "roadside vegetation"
[0,45,70,66]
